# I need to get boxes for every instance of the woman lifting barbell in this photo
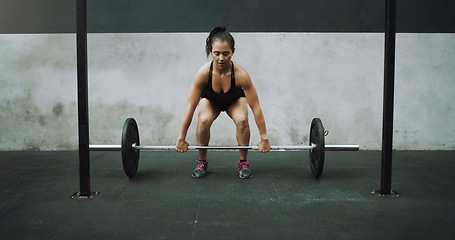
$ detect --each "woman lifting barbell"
[176,26,270,179]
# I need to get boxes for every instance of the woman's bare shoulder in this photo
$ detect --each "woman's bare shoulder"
[193,62,211,84]
[233,62,252,85]
[195,62,211,77]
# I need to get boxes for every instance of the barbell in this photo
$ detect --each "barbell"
[89,118,359,179]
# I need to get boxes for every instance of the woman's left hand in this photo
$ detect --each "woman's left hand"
[257,138,270,152]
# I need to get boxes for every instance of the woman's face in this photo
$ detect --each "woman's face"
[211,40,234,69]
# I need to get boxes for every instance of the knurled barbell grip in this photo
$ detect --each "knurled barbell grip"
[89,144,359,151]
[137,145,314,150]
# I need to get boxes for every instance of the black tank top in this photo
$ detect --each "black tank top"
[201,61,246,111]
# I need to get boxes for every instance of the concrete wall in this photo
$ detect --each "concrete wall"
[1,33,454,150]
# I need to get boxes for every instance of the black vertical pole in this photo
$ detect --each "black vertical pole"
[76,0,90,197]
[381,0,396,195]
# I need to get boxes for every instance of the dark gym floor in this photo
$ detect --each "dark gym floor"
[0,150,454,240]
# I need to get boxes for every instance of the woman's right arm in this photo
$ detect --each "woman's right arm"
[176,65,208,152]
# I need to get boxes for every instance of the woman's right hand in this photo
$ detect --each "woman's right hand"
[176,139,189,152]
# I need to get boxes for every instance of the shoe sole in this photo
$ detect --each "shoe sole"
[239,174,253,179]
[192,175,206,178]
[192,172,207,178]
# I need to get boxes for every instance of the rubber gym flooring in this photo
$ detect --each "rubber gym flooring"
[0,150,454,240]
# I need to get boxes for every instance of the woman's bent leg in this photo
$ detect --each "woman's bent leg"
[227,97,250,161]
[196,98,220,160]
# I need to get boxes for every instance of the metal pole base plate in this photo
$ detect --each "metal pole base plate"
[370,189,400,197]
[71,192,101,199]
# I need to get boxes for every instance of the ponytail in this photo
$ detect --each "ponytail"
[205,25,235,57]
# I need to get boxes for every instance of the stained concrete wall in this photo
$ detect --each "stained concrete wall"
[0,33,454,150]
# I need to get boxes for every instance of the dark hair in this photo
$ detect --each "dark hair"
[205,25,235,57]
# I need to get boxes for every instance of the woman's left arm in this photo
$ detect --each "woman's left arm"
[238,70,270,152]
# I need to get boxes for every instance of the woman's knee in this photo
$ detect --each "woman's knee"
[197,99,219,132]
[197,113,214,131]
[234,115,249,133]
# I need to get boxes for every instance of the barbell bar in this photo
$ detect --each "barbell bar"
[89,117,359,179]
[89,144,359,151]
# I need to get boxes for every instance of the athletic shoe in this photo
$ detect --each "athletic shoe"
[236,161,253,179]
[192,159,208,178]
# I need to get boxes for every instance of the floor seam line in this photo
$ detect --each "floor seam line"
[190,202,199,240]
[113,182,130,201]
[0,202,25,219]
[90,151,108,162]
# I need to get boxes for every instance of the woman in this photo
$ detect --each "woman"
[176,26,270,179]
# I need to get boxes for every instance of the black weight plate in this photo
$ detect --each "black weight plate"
[309,118,325,178]
[121,118,140,178]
